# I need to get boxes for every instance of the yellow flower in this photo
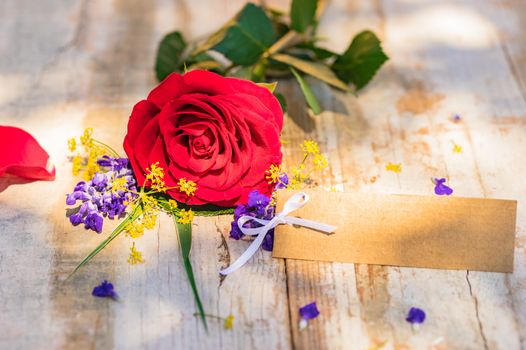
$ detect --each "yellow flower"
[452,143,462,154]
[67,138,77,152]
[265,164,281,184]
[301,140,320,156]
[111,176,128,193]
[385,162,402,173]
[224,314,234,330]
[177,178,197,196]
[168,199,178,210]
[125,221,145,239]
[128,242,145,265]
[80,128,94,147]
[177,209,194,224]
[142,212,158,230]
[145,162,167,192]
[72,154,83,176]
[312,153,328,170]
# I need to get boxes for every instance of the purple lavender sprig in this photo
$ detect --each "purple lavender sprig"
[66,157,137,233]
[229,190,275,251]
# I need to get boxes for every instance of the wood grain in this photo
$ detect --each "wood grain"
[0,0,525,349]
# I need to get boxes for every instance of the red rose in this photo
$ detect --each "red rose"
[124,70,283,207]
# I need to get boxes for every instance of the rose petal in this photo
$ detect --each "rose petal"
[0,126,55,191]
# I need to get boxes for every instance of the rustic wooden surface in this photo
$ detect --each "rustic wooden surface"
[0,0,525,349]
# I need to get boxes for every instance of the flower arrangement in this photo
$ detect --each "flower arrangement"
[65,69,333,328]
[64,0,388,331]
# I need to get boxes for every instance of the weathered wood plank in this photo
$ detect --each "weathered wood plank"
[282,0,526,349]
[1,0,526,349]
[1,1,291,349]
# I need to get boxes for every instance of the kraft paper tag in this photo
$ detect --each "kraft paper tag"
[272,190,517,273]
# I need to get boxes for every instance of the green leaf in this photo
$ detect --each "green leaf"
[290,67,321,115]
[290,0,318,33]
[175,220,208,330]
[155,31,187,82]
[69,204,143,277]
[155,194,234,216]
[332,30,389,89]
[195,3,276,66]
[275,92,287,113]
[257,82,278,93]
[187,60,222,71]
[294,42,337,60]
[271,53,350,91]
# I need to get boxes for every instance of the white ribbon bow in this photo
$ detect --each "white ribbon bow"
[220,192,338,275]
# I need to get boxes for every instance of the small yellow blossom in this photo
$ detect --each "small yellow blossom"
[145,162,167,192]
[312,153,328,170]
[67,138,77,152]
[367,340,387,350]
[111,176,128,193]
[177,209,194,224]
[265,164,281,184]
[84,155,101,180]
[168,199,178,210]
[452,143,462,154]
[224,314,234,330]
[72,154,83,176]
[301,140,320,155]
[80,128,94,147]
[177,178,197,196]
[128,242,145,265]
[125,221,145,239]
[385,162,402,173]
[142,212,158,230]
[140,194,160,229]
[287,164,307,190]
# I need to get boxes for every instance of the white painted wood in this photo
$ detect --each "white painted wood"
[0,0,525,349]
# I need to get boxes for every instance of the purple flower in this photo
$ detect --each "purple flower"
[433,178,453,195]
[229,190,276,251]
[230,220,244,240]
[453,113,461,122]
[261,230,274,251]
[97,156,129,172]
[299,302,320,320]
[69,213,83,226]
[84,213,103,233]
[276,173,289,189]
[406,307,426,324]
[66,156,137,233]
[92,280,118,299]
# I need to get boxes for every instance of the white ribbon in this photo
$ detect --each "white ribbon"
[220,192,337,275]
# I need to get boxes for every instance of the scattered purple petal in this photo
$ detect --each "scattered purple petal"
[298,302,320,331]
[433,178,453,195]
[299,302,320,320]
[406,307,426,324]
[92,280,118,299]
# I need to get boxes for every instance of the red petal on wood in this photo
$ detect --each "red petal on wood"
[0,126,55,191]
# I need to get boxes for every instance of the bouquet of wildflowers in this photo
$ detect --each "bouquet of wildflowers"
[65,0,387,331]
[66,69,333,329]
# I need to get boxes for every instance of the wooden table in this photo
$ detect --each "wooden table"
[1,0,525,349]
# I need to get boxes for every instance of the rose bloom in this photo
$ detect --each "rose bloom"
[124,70,283,207]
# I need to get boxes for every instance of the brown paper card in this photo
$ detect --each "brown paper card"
[273,190,517,272]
